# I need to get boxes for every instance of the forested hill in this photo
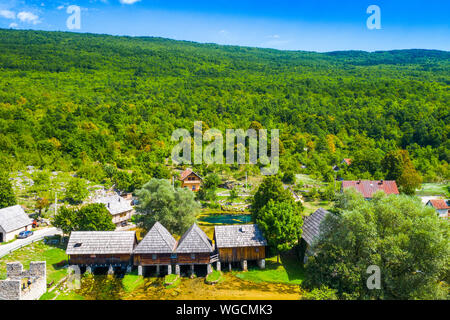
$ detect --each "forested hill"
[0,29,448,185]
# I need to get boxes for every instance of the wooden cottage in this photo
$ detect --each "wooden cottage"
[214,224,267,270]
[175,223,216,274]
[301,208,331,263]
[179,168,202,192]
[66,231,137,268]
[133,222,177,275]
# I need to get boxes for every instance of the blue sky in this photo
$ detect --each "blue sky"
[0,0,449,52]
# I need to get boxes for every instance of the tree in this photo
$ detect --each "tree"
[304,190,449,300]
[228,187,238,200]
[65,178,89,204]
[251,175,297,221]
[0,172,16,208]
[35,197,49,217]
[77,204,116,231]
[282,171,295,184]
[52,204,115,235]
[301,286,338,300]
[382,150,422,195]
[135,178,201,234]
[256,199,303,263]
[204,173,221,190]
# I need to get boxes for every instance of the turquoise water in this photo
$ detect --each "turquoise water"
[199,214,252,224]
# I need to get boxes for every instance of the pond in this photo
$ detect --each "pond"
[198,214,252,224]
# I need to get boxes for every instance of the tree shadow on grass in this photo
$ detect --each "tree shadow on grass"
[279,250,305,283]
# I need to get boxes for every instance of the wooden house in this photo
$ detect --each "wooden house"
[341,180,399,199]
[174,223,216,274]
[66,231,137,268]
[300,208,330,263]
[214,224,267,270]
[133,222,177,275]
[179,168,202,192]
[0,205,33,243]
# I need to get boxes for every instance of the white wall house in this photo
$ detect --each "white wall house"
[95,195,134,227]
[0,205,33,243]
[426,199,450,218]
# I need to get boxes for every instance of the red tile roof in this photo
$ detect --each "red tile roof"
[342,158,352,166]
[179,168,202,181]
[427,199,450,210]
[342,180,399,198]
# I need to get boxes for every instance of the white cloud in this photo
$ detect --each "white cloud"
[0,10,16,19]
[268,34,280,39]
[9,22,18,28]
[119,0,141,4]
[17,11,40,24]
[120,0,141,4]
[57,5,64,10]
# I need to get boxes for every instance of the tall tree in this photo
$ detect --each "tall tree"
[382,149,422,194]
[65,178,89,204]
[0,172,16,209]
[251,175,300,221]
[256,199,303,263]
[135,178,200,234]
[304,190,449,300]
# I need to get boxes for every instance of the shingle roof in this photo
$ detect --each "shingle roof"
[0,205,32,233]
[134,222,177,254]
[214,224,267,248]
[94,195,133,216]
[342,158,352,166]
[302,208,330,246]
[427,199,450,210]
[66,231,136,255]
[179,168,202,181]
[175,223,213,253]
[342,180,399,198]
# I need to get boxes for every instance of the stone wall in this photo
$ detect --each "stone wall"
[0,261,46,300]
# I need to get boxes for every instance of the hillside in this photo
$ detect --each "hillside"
[0,29,448,187]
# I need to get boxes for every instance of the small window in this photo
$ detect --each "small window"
[255,248,259,253]
[171,253,177,259]
[74,243,82,248]
[152,254,157,260]
[191,254,196,260]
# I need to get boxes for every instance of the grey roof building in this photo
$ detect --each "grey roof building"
[94,194,133,216]
[66,231,136,255]
[301,208,330,246]
[214,224,267,248]
[175,223,213,253]
[134,222,176,254]
[0,205,32,234]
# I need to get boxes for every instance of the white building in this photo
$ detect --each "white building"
[94,195,134,227]
[426,199,450,218]
[0,205,33,242]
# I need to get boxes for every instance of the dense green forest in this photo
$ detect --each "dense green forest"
[0,29,448,187]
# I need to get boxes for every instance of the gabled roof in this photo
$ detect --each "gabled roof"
[179,168,202,181]
[134,222,177,254]
[342,158,352,166]
[302,208,330,246]
[0,205,32,233]
[66,231,136,255]
[427,199,450,210]
[342,180,399,198]
[214,224,267,248]
[94,194,133,215]
[175,223,213,253]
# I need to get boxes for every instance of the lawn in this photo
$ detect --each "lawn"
[122,270,145,293]
[416,183,450,197]
[206,270,222,284]
[302,199,332,216]
[235,251,305,285]
[0,239,68,286]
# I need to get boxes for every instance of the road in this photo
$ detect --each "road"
[0,227,62,258]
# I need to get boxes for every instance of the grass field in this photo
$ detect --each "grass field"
[235,251,305,285]
[0,240,68,286]
[416,183,450,197]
